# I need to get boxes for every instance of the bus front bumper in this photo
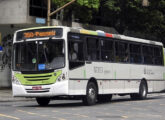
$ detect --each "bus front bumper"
[12,80,69,97]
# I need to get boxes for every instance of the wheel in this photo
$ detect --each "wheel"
[82,82,97,106]
[130,81,147,100]
[139,81,147,99]
[97,95,112,103]
[36,97,50,106]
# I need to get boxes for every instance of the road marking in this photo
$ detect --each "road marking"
[52,110,59,113]
[122,115,128,119]
[73,113,89,118]
[52,117,67,120]
[17,110,37,115]
[160,104,165,106]
[41,115,48,117]
[0,113,20,120]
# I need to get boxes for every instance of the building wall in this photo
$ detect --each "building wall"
[0,0,28,24]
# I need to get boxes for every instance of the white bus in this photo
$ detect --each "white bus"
[12,26,165,106]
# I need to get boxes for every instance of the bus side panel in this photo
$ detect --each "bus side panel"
[152,66,165,92]
[68,66,87,95]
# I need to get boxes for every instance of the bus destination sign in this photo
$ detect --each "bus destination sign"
[16,28,63,41]
[24,31,56,38]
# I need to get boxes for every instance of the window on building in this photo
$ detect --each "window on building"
[30,0,47,18]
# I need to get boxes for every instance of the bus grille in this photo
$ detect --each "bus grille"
[24,75,52,81]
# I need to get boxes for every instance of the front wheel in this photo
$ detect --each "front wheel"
[82,82,97,106]
[36,97,50,106]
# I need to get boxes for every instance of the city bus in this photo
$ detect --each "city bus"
[12,26,165,106]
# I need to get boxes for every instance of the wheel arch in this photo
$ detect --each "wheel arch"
[87,77,99,94]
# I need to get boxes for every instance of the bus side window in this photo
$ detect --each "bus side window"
[86,38,100,61]
[153,47,163,65]
[68,41,85,69]
[130,44,142,64]
[101,39,114,62]
[115,42,129,63]
[142,45,154,65]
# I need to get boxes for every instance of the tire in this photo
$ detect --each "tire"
[97,95,112,103]
[139,81,148,99]
[36,97,50,106]
[82,82,97,106]
[130,81,147,100]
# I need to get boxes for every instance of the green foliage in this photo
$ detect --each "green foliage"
[52,0,99,9]
[100,0,165,42]
[52,0,100,23]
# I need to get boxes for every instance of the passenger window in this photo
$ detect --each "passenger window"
[142,46,153,64]
[153,47,163,65]
[115,42,129,62]
[101,39,114,61]
[130,44,142,64]
[68,40,85,69]
[86,38,100,61]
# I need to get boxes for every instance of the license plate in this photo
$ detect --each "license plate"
[32,86,42,90]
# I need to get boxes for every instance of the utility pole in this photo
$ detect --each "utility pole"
[47,0,76,26]
[47,0,51,26]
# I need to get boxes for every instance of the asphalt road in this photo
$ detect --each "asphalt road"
[0,94,165,120]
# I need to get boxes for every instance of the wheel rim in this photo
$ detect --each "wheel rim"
[88,87,96,99]
[142,85,147,97]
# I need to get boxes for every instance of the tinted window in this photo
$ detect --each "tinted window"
[101,39,114,61]
[130,44,142,63]
[68,34,85,69]
[142,46,153,64]
[86,38,100,61]
[115,42,129,62]
[153,47,163,65]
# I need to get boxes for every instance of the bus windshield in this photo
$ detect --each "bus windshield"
[13,39,65,71]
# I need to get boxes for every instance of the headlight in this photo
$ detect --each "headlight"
[54,70,66,82]
[57,74,66,82]
[12,75,21,85]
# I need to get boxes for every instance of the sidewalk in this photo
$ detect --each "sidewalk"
[0,89,34,102]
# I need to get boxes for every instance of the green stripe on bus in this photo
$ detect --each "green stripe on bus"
[14,70,62,85]
[80,29,98,36]
[163,73,165,80]
[114,71,117,79]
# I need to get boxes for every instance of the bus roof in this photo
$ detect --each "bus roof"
[15,26,163,46]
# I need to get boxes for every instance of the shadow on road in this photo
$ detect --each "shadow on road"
[21,94,165,108]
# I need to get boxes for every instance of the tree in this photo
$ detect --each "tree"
[51,0,100,23]
[98,0,165,43]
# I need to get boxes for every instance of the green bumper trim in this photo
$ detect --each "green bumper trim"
[15,70,62,85]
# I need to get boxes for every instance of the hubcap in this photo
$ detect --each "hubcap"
[142,85,146,97]
[89,88,95,99]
